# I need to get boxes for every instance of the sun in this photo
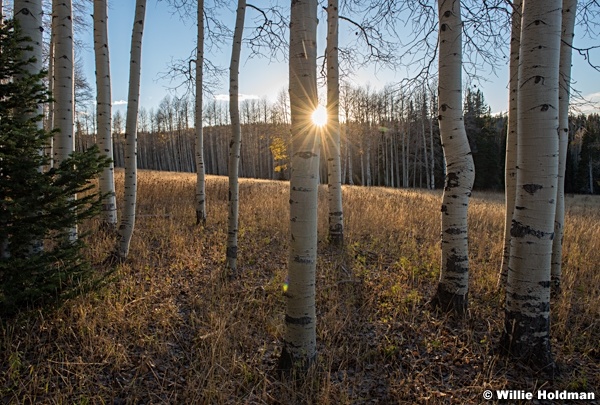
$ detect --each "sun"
[311,105,327,127]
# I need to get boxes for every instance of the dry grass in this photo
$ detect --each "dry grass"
[1,170,598,404]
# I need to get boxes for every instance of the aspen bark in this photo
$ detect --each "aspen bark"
[14,0,43,252]
[551,0,577,293]
[279,0,319,371]
[117,0,146,259]
[52,0,76,241]
[501,0,561,369]
[326,0,343,246]
[47,39,54,168]
[429,92,436,189]
[93,0,117,229]
[226,0,245,274]
[14,1,43,119]
[195,0,206,225]
[431,0,475,315]
[499,0,522,289]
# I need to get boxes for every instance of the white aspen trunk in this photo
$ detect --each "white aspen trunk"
[279,0,319,371]
[326,0,343,246]
[390,134,395,188]
[499,0,522,289]
[15,0,43,126]
[226,0,245,273]
[341,129,347,183]
[47,39,54,168]
[431,0,475,315]
[421,93,430,189]
[15,0,43,253]
[412,132,417,187]
[195,0,206,225]
[117,0,146,259]
[407,117,412,187]
[365,131,371,186]
[93,0,117,230]
[429,94,436,189]
[52,0,76,241]
[551,0,577,293]
[347,127,354,184]
[501,0,561,369]
[360,139,365,185]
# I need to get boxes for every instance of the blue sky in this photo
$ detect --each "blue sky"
[79,1,600,116]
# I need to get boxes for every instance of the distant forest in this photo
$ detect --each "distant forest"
[74,86,600,194]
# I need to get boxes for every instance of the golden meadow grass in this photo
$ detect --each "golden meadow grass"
[1,170,598,404]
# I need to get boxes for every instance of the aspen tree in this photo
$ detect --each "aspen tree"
[14,0,43,253]
[52,0,76,241]
[279,0,319,371]
[14,1,43,118]
[117,0,146,259]
[93,0,117,230]
[226,0,245,274]
[326,0,343,247]
[551,0,577,293]
[431,0,475,315]
[195,0,206,225]
[499,0,522,289]
[501,0,562,369]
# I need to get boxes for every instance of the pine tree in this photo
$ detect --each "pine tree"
[0,20,109,316]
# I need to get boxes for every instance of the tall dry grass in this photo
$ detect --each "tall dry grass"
[1,170,598,404]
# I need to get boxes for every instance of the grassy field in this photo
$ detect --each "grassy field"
[1,170,599,404]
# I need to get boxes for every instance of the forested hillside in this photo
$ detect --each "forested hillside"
[76,90,600,194]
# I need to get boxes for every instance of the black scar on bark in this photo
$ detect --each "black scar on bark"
[510,220,551,239]
[446,254,468,274]
[277,342,316,374]
[293,255,313,264]
[499,310,556,376]
[506,292,550,313]
[445,172,460,190]
[195,210,206,226]
[226,246,237,259]
[285,314,312,326]
[445,227,465,235]
[441,204,448,213]
[522,183,542,195]
[430,254,469,316]
[329,227,344,247]
[296,151,317,159]
[430,285,468,316]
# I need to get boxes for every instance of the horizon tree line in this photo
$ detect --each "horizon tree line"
[75,87,600,196]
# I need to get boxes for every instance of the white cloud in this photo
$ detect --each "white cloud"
[576,92,600,114]
[113,100,128,106]
[213,93,261,102]
[584,91,600,102]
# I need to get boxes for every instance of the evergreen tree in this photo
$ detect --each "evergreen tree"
[464,88,503,190]
[575,114,600,194]
[0,19,110,316]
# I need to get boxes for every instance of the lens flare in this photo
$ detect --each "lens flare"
[311,105,327,127]
[283,276,289,293]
